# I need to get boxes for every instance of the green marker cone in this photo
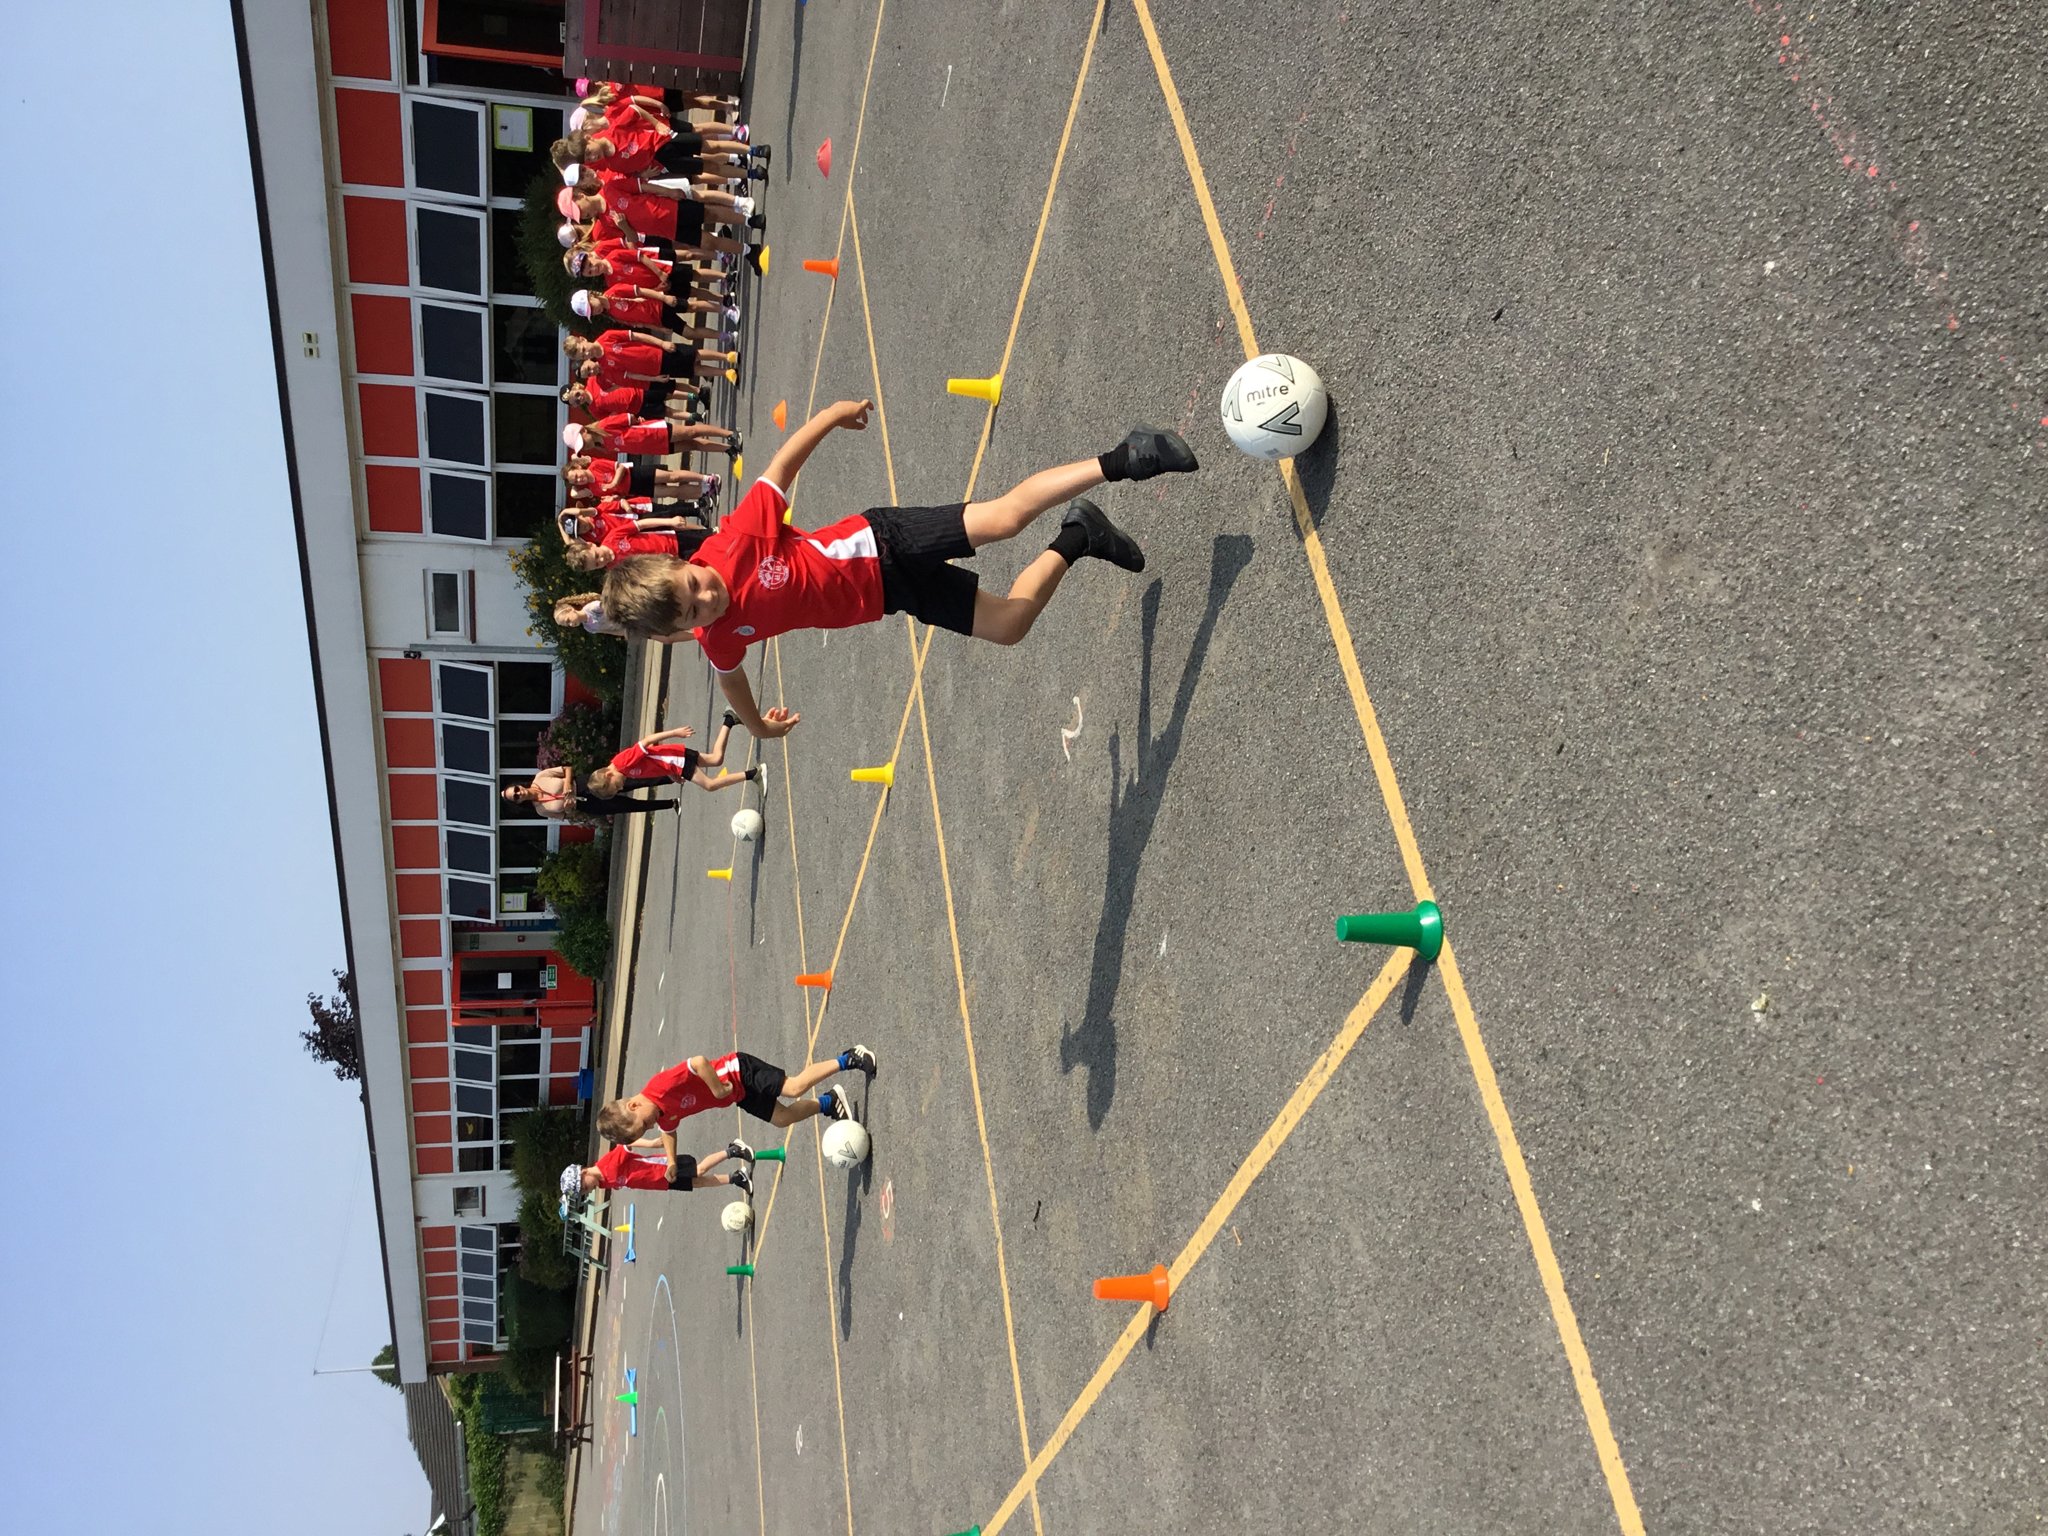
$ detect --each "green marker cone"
[1335,900,1444,962]
[616,1390,638,1406]
[726,1263,755,1278]
[945,1527,983,1536]
[752,1147,787,1164]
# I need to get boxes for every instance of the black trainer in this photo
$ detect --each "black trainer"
[751,144,772,167]
[726,1137,754,1161]
[839,1044,878,1077]
[1113,426,1198,481]
[1060,498,1144,572]
[731,1168,753,1196]
[747,212,767,231]
[722,708,741,728]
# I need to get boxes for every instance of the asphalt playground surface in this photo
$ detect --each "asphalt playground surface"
[572,4,2046,1533]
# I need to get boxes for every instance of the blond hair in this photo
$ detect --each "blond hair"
[595,1099,638,1143]
[563,539,612,574]
[601,555,686,637]
[549,137,577,170]
[553,593,601,626]
[586,765,626,797]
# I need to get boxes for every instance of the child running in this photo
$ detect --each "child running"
[586,717,759,797]
[596,400,1198,739]
[597,1044,877,1143]
[562,1135,755,1199]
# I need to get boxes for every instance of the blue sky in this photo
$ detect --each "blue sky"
[0,5,427,1531]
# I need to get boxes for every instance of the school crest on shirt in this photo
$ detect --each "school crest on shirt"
[755,555,791,590]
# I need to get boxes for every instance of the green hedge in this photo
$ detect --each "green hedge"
[507,534,627,708]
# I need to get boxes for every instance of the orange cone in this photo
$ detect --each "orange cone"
[773,400,788,431]
[795,971,834,990]
[816,138,832,177]
[802,257,840,280]
[1093,1263,1170,1313]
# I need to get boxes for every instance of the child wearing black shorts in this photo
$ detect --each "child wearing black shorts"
[596,1045,878,1144]
[595,399,1199,739]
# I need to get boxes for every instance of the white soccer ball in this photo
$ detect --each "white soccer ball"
[731,808,765,841]
[720,1199,753,1233]
[820,1119,871,1170]
[1221,353,1328,460]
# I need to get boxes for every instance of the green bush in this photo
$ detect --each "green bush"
[536,1453,567,1507]
[502,1276,575,1397]
[554,908,614,983]
[516,1187,579,1292]
[537,699,621,779]
[536,838,610,914]
[511,1106,590,1194]
[520,170,592,336]
[447,1376,510,1536]
[507,534,627,707]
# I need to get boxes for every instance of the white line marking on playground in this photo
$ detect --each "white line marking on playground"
[795,1422,805,1455]
[1060,694,1084,760]
[1158,929,1169,957]
[658,1014,667,1034]
[941,64,953,108]
[659,969,667,989]
[657,1213,665,1231]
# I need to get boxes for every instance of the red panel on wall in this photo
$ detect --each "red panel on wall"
[426,1273,459,1299]
[429,1338,461,1365]
[406,1008,448,1044]
[350,293,413,376]
[392,825,439,869]
[335,88,404,186]
[358,383,417,458]
[396,875,443,919]
[427,1295,459,1324]
[416,1143,454,1176]
[410,1045,450,1082]
[326,0,393,80]
[378,657,433,714]
[550,1040,584,1073]
[383,717,436,770]
[412,1081,451,1114]
[401,919,444,960]
[402,967,445,1005]
[343,195,408,285]
[365,464,423,534]
[414,1113,452,1147]
[548,1077,579,1106]
[423,1227,459,1263]
[389,773,439,821]
[422,1224,457,1250]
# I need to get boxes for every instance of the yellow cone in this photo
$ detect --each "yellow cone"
[731,454,743,483]
[707,867,733,881]
[850,763,895,788]
[725,368,738,384]
[946,374,1003,406]
[756,244,770,276]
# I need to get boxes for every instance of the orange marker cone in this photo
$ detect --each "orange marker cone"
[773,400,788,431]
[802,257,840,280]
[1093,1263,1170,1313]
[795,971,834,990]
[816,138,832,177]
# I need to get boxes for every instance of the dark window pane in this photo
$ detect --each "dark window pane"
[455,1084,495,1118]
[460,1248,495,1274]
[411,101,481,198]
[438,663,492,719]
[428,473,488,539]
[500,1041,542,1076]
[462,1299,496,1323]
[429,572,463,634]
[492,392,556,466]
[457,1145,494,1172]
[462,1319,498,1344]
[448,877,494,920]
[499,1076,541,1110]
[453,1049,493,1083]
[489,208,534,299]
[453,1025,493,1051]
[493,305,559,385]
[461,1275,495,1300]
[496,661,554,716]
[498,869,539,912]
[499,1023,540,1041]
[492,471,552,542]
[457,1114,495,1145]
[424,392,486,463]
[428,53,562,96]
[446,829,493,875]
[436,1,564,61]
[421,304,485,383]
[498,823,549,869]
[415,207,482,294]
[460,1225,495,1252]
[446,778,495,827]
[490,103,565,198]
[441,723,492,775]
[497,719,544,773]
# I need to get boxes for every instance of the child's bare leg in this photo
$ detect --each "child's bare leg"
[700,722,731,766]
[972,555,1071,646]
[702,232,744,257]
[694,769,750,792]
[658,469,711,494]
[769,1097,823,1128]
[961,460,1105,547]
[780,1057,845,1098]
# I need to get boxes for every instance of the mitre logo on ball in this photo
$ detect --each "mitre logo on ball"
[1221,353,1329,460]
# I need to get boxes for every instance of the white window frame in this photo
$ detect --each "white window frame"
[405,96,487,205]
[412,203,489,298]
[425,467,493,542]
[424,570,469,637]
[421,388,492,468]
[436,661,498,920]
[415,299,490,389]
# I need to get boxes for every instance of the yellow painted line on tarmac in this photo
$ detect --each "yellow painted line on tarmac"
[1124,4,1646,1532]
[981,949,1415,1535]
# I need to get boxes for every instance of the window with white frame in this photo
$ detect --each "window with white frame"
[425,571,467,637]
[419,302,488,386]
[411,100,485,201]
[424,391,488,465]
[456,1222,499,1346]
[493,660,557,915]
[428,471,490,541]
[414,205,485,296]
[438,661,497,920]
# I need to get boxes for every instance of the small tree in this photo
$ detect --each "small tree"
[518,170,590,335]
[371,1343,402,1390]
[506,531,628,706]
[302,969,363,1082]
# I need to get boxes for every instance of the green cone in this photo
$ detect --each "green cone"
[1334,900,1443,962]
[726,1263,755,1278]
[752,1147,787,1164]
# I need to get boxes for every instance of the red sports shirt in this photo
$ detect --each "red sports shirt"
[602,285,665,327]
[593,413,671,456]
[597,176,678,243]
[593,1143,673,1191]
[642,1054,743,1130]
[688,479,883,671]
[595,493,654,518]
[579,456,628,495]
[584,381,651,417]
[579,509,639,545]
[601,527,680,559]
[610,741,697,781]
[594,329,666,385]
[595,237,669,289]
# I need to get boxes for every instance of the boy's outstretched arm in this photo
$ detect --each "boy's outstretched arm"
[761,398,871,496]
[716,667,801,739]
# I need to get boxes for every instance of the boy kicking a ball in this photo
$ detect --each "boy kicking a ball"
[597,399,1198,738]
[597,1044,877,1145]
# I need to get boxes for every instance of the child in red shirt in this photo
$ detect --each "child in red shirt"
[585,719,757,797]
[567,1135,755,1197]
[563,452,718,504]
[596,402,1199,740]
[570,282,731,344]
[596,1045,877,1143]
[573,414,738,460]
